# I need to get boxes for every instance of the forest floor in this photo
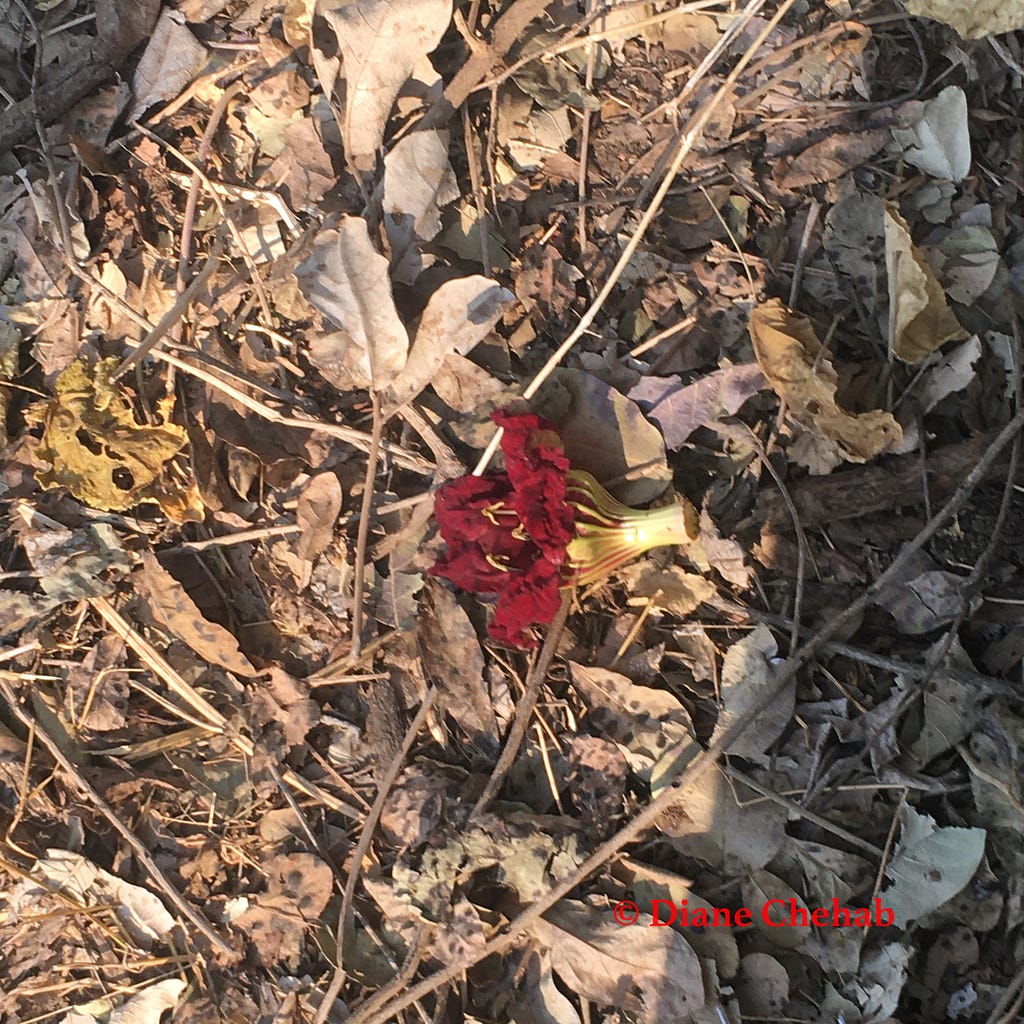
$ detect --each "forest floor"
[1,0,1024,1022]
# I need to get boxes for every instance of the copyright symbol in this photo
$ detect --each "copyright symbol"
[613,900,639,926]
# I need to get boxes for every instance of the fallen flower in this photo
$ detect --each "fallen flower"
[430,410,699,648]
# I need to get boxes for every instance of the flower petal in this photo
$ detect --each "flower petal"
[492,409,575,560]
[488,559,563,649]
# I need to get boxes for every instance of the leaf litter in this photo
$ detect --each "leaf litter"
[1,1,1024,1022]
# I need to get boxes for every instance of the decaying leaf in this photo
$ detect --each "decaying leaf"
[17,519,130,604]
[32,849,176,949]
[297,218,410,390]
[295,472,344,564]
[884,203,967,363]
[893,85,971,182]
[569,662,697,780]
[533,368,672,505]
[384,276,515,413]
[135,552,256,677]
[106,980,187,1024]
[883,806,986,927]
[735,953,789,1019]
[312,0,452,171]
[32,358,193,518]
[749,299,902,472]
[709,624,793,758]
[418,579,498,753]
[235,853,333,966]
[655,767,788,872]
[383,129,459,284]
[531,899,705,1023]
[127,9,207,121]
[619,563,716,618]
[902,0,1024,38]
[628,364,765,450]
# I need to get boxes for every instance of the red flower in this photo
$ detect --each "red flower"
[430,411,699,649]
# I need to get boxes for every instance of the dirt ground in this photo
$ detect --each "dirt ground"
[1,0,1024,1022]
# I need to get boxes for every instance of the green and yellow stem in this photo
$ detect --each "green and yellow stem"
[563,470,699,586]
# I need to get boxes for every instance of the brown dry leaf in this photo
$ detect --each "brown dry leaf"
[622,564,716,617]
[902,0,1024,38]
[32,359,194,518]
[884,203,967,362]
[628,364,765,450]
[513,950,584,1024]
[235,853,333,967]
[295,472,343,564]
[127,9,207,121]
[136,552,256,677]
[569,662,697,780]
[533,368,672,505]
[384,276,515,413]
[776,129,889,189]
[531,899,705,1022]
[418,579,498,752]
[298,218,410,390]
[749,299,902,472]
[312,0,452,171]
[735,953,790,1018]
[709,623,793,759]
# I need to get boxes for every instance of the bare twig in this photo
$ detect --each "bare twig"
[350,392,384,661]
[472,592,572,816]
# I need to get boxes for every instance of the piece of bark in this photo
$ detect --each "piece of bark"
[744,431,1018,533]
[0,0,158,155]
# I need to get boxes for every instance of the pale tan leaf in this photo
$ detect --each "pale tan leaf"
[315,0,452,170]
[295,472,343,564]
[902,0,1024,38]
[884,203,967,363]
[709,624,793,758]
[107,981,187,1024]
[531,900,705,1022]
[297,217,409,389]
[385,276,515,412]
[128,10,207,121]
[749,299,903,470]
[383,129,459,284]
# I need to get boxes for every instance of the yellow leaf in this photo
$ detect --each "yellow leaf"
[34,358,196,520]
[884,203,966,363]
[749,299,902,472]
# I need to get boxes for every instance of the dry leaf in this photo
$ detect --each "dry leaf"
[297,218,409,390]
[136,552,256,677]
[32,358,193,518]
[749,299,902,470]
[383,129,459,284]
[532,900,705,1022]
[295,472,343,564]
[710,624,793,758]
[384,276,515,413]
[418,579,499,752]
[106,981,187,1024]
[735,953,790,1018]
[33,849,176,949]
[902,0,1024,38]
[892,85,971,181]
[235,853,333,966]
[313,0,452,171]
[622,564,716,617]
[127,10,207,121]
[777,129,889,189]
[628,364,765,450]
[533,368,672,505]
[884,203,967,363]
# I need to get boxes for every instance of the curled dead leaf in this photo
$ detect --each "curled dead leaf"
[749,299,902,472]
[884,203,967,363]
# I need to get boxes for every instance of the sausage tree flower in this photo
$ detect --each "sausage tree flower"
[429,409,699,648]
